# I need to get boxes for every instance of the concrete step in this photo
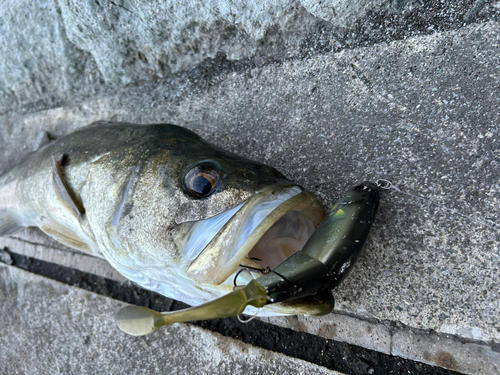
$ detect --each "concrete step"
[1,20,499,374]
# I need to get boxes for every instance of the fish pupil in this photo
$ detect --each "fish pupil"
[184,161,220,198]
[192,176,213,196]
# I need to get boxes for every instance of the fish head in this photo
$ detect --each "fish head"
[101,125,326,315]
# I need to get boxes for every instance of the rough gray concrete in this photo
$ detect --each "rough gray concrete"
[0,263,341,375]
[301,0,386,26]
[2,0,497,114]
[1,1,500,374]
[0,0,100,113]
[1,20,499,373]
[0,0,387,111]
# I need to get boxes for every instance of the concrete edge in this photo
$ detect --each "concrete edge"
[261,314,500,374]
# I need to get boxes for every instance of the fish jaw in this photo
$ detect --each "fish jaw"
[171,183,328,314]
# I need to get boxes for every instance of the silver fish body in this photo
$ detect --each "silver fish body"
[0,122,328,315]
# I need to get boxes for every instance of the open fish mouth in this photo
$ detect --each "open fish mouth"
[182,184,326,289]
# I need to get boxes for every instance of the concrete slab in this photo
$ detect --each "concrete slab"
[0,263,342,375]
[1,20,499,375]
[6,0,495,114]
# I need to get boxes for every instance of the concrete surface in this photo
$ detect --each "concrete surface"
[2,1,497,113]
[1,1,500,374]
[0,0,388,110]
[0,263,342,375]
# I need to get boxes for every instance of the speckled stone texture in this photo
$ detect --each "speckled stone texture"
[6,0,485,114]
[0,0,389,113]
[1,1,499,373]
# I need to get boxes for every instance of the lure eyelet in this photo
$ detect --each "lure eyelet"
[184,162,220,198]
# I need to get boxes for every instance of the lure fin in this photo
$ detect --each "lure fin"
[116,279,268,336]
[0,210,21,236]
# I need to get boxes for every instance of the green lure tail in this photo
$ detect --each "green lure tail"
[116,279,267,336]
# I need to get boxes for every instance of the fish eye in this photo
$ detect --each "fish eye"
[184,163,220,198]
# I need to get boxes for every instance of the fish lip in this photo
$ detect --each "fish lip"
[185,183,325,286]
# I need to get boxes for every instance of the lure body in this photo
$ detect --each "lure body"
[256,181,379,304]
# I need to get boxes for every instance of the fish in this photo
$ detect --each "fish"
[0,122,379,319]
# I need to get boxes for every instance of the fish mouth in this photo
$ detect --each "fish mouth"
[182,183,326,312]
